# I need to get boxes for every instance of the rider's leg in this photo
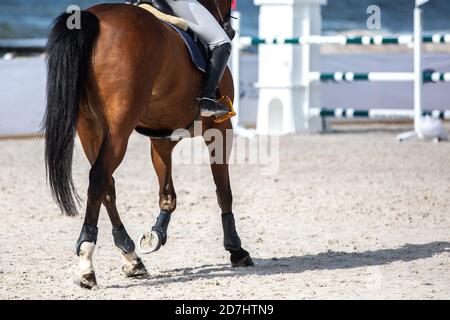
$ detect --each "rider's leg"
[198,42,232,118]
[166,0,232,118]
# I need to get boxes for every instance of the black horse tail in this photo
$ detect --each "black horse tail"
[43,11,100,216]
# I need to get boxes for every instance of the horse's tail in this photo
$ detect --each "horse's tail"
[43,11,100,216]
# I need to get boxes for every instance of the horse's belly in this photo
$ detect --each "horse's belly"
[139,73,202,130]
[142,34,203,129]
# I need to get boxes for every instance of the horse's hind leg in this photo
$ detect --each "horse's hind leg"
[76,135,132,288]
[103,178,148,278]
[138,139,178,254]
[75,112,146,288]
[203,119,254,267]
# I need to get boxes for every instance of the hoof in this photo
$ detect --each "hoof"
[75,270,98,289]
[122,258,148,278]
[230,248,255,268]
[138,230,163,254]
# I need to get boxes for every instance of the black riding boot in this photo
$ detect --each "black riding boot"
[199,42,232,118]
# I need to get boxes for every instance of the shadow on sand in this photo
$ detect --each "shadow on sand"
[105,241,450,289]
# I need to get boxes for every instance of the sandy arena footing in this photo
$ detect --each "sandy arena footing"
[0,130,449,299]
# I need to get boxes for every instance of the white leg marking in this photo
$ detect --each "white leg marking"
[120,250,147,277]
[79,242,96,275]
[121,251,140,269]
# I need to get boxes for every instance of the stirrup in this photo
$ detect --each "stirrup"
[197,96,236,124]
[214,96,236,124]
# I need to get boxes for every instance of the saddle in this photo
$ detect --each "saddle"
[132,1,209,73]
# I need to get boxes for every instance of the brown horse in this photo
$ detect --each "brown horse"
[43,0,253,289]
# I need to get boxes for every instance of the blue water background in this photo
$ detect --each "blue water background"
[1,0,450,39]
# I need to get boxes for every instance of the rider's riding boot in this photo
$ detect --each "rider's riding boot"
[199,42,232,118]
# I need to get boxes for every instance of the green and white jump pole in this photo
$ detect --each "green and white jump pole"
[238,34,450,46]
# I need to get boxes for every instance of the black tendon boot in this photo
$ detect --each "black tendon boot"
[199,42,232,118]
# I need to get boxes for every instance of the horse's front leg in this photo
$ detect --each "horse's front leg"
[203,119,254,267]
[139,139,178,254]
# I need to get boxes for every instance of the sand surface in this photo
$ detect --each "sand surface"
[0,129,449,299]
